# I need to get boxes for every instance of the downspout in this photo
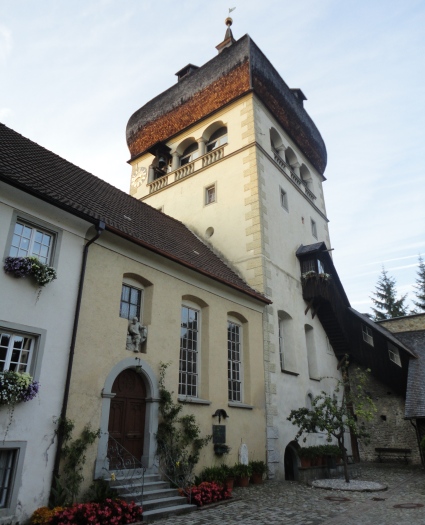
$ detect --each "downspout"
[51,220,105,484]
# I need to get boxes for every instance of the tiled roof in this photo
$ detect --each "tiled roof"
[126,35,327,175]
[0,123,269,304]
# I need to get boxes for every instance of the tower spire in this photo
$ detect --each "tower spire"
[216,16,236,54]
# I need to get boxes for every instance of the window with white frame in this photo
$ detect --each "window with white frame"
[388,343,402,367]
[311,219,317,239]
[119,284,142,321]
[0,331,34,373]
[362,325,374,346]
[180,142,199,166]
[280,187,288,211]
[228,321,242,402]
[205,184,216,205]
[207,127,227,152]
[9,221,53,264]
[179,306,199,397]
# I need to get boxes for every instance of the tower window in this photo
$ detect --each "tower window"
[280,187,288,211]
[207,127,227,152]
[205,184,216,205]
[311,219,317,239]
[180,142,199,166]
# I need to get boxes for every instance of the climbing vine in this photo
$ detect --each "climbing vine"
[156,362,211,491]
[50,417,100,506]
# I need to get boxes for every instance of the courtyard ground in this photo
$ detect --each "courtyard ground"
[148,463,425,525]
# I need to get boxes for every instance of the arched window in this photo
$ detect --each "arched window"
[305,324,319,379]
[207,127,227,152]
[180,142,199,166]
[278,310,297,373]
[270,127,283,155]
[300,164,313,189]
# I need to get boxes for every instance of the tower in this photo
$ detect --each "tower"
[126,21,341,479]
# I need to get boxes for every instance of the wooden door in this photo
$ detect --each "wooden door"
[108,369,146,466]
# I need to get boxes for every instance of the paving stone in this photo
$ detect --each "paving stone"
[146,464,425,525]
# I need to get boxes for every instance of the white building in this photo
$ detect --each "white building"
[126,21,343,479]
[0,124,91,523]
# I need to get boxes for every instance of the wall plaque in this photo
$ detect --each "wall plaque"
[212,425,226,444]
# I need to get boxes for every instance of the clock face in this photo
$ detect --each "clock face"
[131,166,147,188]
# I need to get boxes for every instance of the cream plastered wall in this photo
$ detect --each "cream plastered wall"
[131,94,265,294]
[0,182,89,523]
[127,93,345,479]
[66,231,267,490]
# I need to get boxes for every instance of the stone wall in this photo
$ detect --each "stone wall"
[379,313,425,333]
[350,366,421,464]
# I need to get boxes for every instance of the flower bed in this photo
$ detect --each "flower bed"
[31,499,142,525]
[181,482,232,507]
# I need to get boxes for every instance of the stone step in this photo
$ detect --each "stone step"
[120,487,181,502]
[142,503,197,522]
[113,480,170,494]
[141,495,188,512]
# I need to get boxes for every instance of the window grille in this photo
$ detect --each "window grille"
[120,285,142,320]
[0,449,16,509]
[228,321,241,402]
[0,332,34,373]
[10,221,53,264]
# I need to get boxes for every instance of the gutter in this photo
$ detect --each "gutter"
[51,220,106,484]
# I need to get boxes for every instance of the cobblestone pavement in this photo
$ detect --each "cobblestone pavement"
[149,464,425,525]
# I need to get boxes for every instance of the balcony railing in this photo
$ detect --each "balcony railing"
[147,145,225,195]
[273,152,316,201]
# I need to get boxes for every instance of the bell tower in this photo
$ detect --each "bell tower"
[126,21,340,479]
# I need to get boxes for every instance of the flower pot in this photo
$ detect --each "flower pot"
[300,457,311,468]
[225,477,234,490]
[238,476,250,487]
[251,472,263,484]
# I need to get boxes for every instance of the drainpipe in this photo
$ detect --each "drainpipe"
[51,221,105,484]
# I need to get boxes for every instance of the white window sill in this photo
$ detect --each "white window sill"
[228,402,254,410]
[178,396,211,405]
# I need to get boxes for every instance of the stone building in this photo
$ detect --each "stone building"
[126,20,344,479]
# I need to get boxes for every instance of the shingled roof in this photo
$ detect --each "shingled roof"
[0,123,269,304]
[126,34,327,175]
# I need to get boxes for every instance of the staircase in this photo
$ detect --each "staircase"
[111,470,197,522]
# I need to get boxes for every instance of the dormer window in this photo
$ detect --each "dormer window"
[207,127,227,152]
[180,142,199,166]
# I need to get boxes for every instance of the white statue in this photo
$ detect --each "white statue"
[126,317,147,352]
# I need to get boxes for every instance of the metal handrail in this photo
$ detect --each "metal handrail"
[103,434,146,505]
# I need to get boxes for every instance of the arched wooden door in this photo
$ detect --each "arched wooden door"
[108,369,146,466]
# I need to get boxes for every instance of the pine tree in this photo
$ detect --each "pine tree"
[370,267,408,321]
[413,255,425,312]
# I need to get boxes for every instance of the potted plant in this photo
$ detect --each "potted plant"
[220,464,235,490]
[214,443,231,457]
[297,446,315,468]
[233,463,252,487]
[249,460,267,484]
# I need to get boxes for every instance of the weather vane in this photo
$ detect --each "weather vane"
[229,7,236,14]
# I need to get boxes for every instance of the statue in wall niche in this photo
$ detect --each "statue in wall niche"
[239,443,249,465]
[126,317,147,352]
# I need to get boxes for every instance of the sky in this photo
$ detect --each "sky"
[1,0,424,316]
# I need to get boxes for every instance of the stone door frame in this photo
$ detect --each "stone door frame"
[94,357,159,479]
